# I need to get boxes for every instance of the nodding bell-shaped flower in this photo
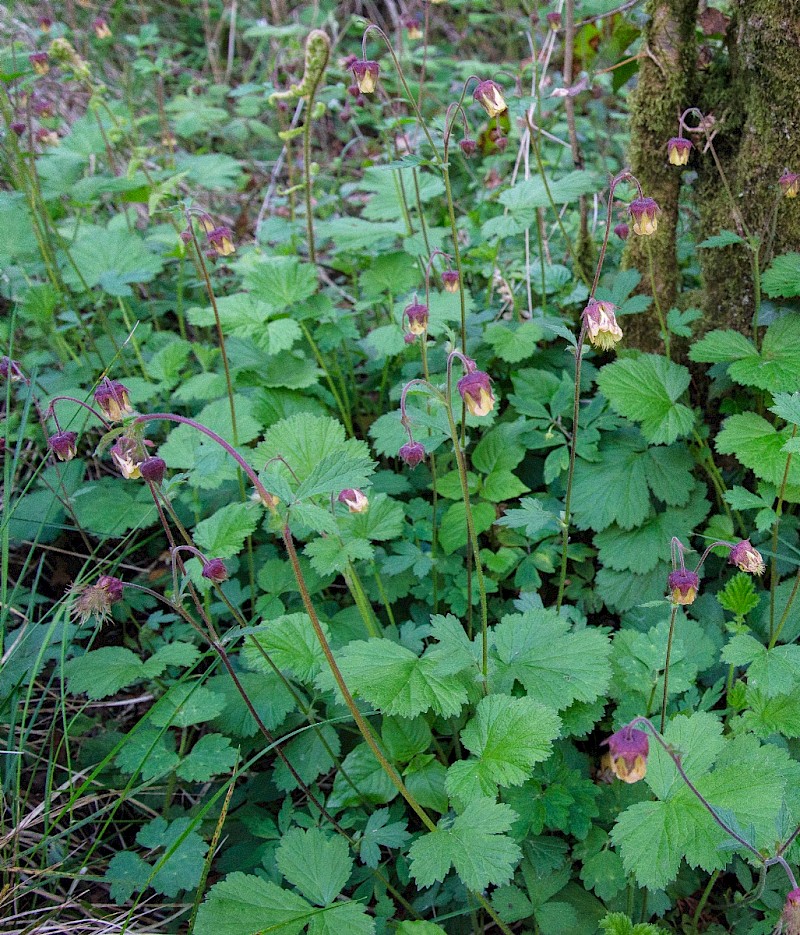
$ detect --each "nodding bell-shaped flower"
[71,575,124,624]
[546,11,562,29]
[667,136,692,166]
[781,888,800,935]
[140,456,166,485]
[441,269,460,293]
[202,558,229,582]
[459,138,477,157]
[629,197,660,236]
[399,440,426,468]
[0,357,24,382]
[207,226,235,257]
[404,301,429,335]
[30,52,49,75]
[780,170,800,199]
[728,539,765,575]
[458,370,495,417]
[338,488,369,513]
[95,379,132,421]
[38,17,53,32]
[351,59,380,94]
[668,568,699,605]
[603,725,649,784]
[614,222,629,239]
[582,299,623,351]
[473,79,507,118]
[10,121,25,135]
[92,18,112,39]
[48,431,78,462]
[403,15,423,39]
[110,438,142,480]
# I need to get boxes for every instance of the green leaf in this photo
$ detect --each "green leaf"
[244,256,318,309]
[105,851,152,904]
[273,724,340,792]
[209,670,295,737]
[304,536,374,575]
[580,850,626,902]
[308,902,374,935]
[327,743,399,810]
[770,391,800,426]
[276,827,351,905]
[343,493,404,541]
[195,872,314,935]
[256,414,371,484]
[242,614,327,682]
[599,912,664,935]
[149,683,226,728]
[495,498,560,539]
[597,355,694,444]
[697,230,745,248]
[61,225,164,295]
[194,502,260,559]
[484,321,543,363]
[727,316,800,393]
[716,573,760,618]
[438,500,496,554]
[114,729,179,781]
[136,816,208,897]
[63,647,146,700]
[689,329,756,364]
[294,452,375,500]
[177,733,237,782]
[666,307,702,338]
[722,634,800,697]
[716,413,800,490]
[358,808,411,869]
[445,694,561,802]
[408,800,522,891]
[492,609,611,710]
[762,253,800,298]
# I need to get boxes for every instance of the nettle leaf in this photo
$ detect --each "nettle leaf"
[445,694,561,803]
[408,800,522,891]
[716,413,800,491]
[63,647,147,700]
[597,355,694,444]
[276,827,351,906]
[492,609,611,710]
[244,256,318,309]
[194,502,260,559]
[722,633,800,697]
[195,872,315,935]
[762,252,800,298]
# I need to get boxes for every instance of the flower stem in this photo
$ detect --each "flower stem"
[660,604,678,733]
[769,425,796,643]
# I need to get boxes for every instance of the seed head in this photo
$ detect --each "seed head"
[48,431,78,462]
[668,568,699,605]
[582,299,623,351]
[629,197,660,236]
[457,370,495,417]
[404,301,429,335]
[667,137,692,166]
[94,379,132,421]
[603,725,649,784]
[140,456,166,484]
[70,575,124,625]
[728,539,765,575]
[207,226,235,257]
[780,170,800,199]
[351,59,380,94]
[473,79,507,118]
[399,440,426,468]
[338,488,369,513]
[202,558,229,582]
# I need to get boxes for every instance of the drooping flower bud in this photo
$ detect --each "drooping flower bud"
[629,197,660,236]
[546,11,562,29]
[728,539,765,575]
[202,558,229,582]
[582,298,623,351]
[459,138,477,157]
[38,17,53,32]
[668,568,699,605]
[140,456,166,484]
[207,226,235,257]
[92,18,112,39]
[613,221,629,239]
[441,269,460,292]
[351,59,380,94]
[399,440,426,468]
[32,97,53,118]
[403,15,423,39]
[779,170,800,199]
[603,725,649,784]
[0,357,25,382]
[94,379,132,421]
[338,488,369,513]
[10,121,25,136]
[473,79,507,118]
[780,888,800,935]
[403,301,429,335]
[404,332,416,344]
[29,52,49,75]
[35,127,59,146]
[110,437,143,480]
[48,431,78,461]
[667,136,692,166]
[458,370,495,417]
[197,212,216,233]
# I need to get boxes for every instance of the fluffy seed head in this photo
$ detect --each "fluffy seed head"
[71,575,124,625]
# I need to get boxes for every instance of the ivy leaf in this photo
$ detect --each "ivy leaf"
[409,800,522,891]
[492,609,611,710]
[597,355,694,444]
[358,808,411,869]
[194,502,260,559]
[194,872,314,935]
[276,827,351,906]
[445,694,561,803]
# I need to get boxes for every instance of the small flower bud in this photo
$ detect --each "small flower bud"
[38,17,53,31]
[97,575,124,603]
[779,170,800,199]
[338,488,369,513]
[403,301,429,335]
[180,229,192,244]
[110,438,142,480]
[92,18,112,39]
[202,558,229,582]
[32,98,53,118]
[94,379,133,421]
[728,539,765,575]
[48,431,78,461]
[351,59,380,94]
[207,226,235,257]
[781,888,800,935]
[140,456,166,484]
[459,138,477,157]
[582,298,623,351]
[197,212,216,233]
[629,196,660,236]
[399,440,426,468]
[613,221,629,239]
[458,370,495,417]
[0,357,24,382]
[668,568,699,605]
[473,79,507,118]
[10,121,26,135]
[404,332,417,344]
[603,725,649,783]
[546,11,562,29]
[493,133,508,153]
[29,52,49,75]
[667,136,692,166]
[441,269,460,292]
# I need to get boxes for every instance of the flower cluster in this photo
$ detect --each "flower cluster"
[667,537,765,606]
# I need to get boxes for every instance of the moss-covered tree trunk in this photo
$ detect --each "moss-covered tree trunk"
[695,0,800,333]
[624,0,698,352]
